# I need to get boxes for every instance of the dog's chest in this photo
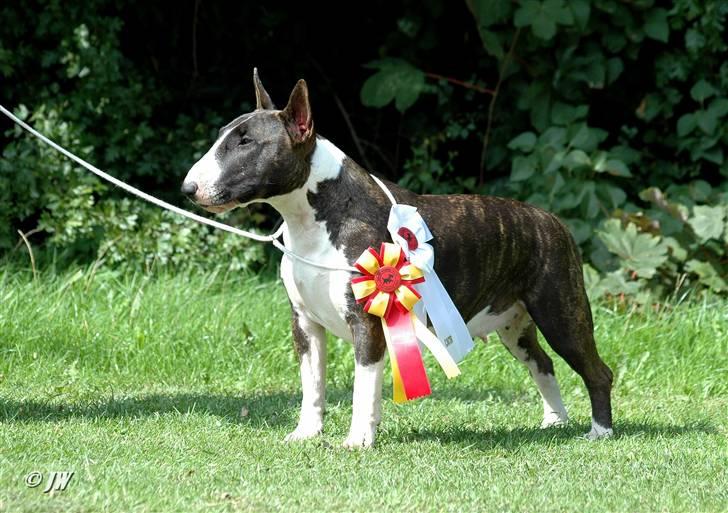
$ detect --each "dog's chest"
[280,222,353,341]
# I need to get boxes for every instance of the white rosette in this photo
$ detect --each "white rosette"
[387,204,474,363]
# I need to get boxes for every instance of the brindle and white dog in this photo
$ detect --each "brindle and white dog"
[181,70,614,448]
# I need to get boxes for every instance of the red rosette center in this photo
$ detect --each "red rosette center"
[397,227,418,250]
[374,265,401,293]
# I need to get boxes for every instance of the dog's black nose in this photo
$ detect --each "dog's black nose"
[181,181,198,197]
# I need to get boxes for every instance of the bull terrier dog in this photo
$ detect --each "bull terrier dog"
[181,70,614,448]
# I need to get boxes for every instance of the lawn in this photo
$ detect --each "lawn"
[0,266,726,512]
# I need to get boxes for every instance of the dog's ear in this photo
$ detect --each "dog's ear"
[253,68,276,110]
[281,79,314,144]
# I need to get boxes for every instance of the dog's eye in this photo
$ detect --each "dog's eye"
[238,135,253,146]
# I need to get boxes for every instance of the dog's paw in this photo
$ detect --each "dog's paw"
[284,420,323,442]
[342,426,376,449]
[541,411,569,429]
[584,420,613,440]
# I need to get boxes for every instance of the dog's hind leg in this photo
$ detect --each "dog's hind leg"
[284,306,327,442]
[525,283,613,439]
[496,308,569,429]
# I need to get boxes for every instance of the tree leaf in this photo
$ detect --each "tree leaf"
[688,205,726,242]
[564,149,591,169]
[599,270,642,296]
[690,80,716,102]
[570,0,591,31]
[514,0,540,28]
[695,109,718,135]
[515,0,572,40]
[508,132,538,152]
[708,97,728,118]
[479,29,505,58]
[553,191,581,210]
[605,159,631,177]
[698,146,724,165]
[360,58,425,112]
[584,189,600,219]
[677,113,696,136]
[545,150,566,174]
[511,155,536,181]
[570,123,608,152]
[540,126,567,148]
[531,16,557,40]
[685,259,728,293]
[471,0,512,28]
[361,72,396,108]
[663,236,688,262]
[644,8,669,43]
[583,263,606,301]
[543,0,574,25]
[551,102,588,125]
[599,184,627,209]
[598,219,668,279]
[606,57,623,85]
[689,180,712,202]
[565,218,592,244]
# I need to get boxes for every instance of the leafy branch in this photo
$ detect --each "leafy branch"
[479,28,521,187]
[423,72,495,95]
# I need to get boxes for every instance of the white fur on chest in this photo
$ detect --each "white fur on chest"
[280,226,353,341]
[275,138,354,341]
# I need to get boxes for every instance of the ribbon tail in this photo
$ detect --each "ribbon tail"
[412,314,461,379]
[381,319,407,403]
[413,300,427,326]
[382,307,431,402]
[416,273,475,363]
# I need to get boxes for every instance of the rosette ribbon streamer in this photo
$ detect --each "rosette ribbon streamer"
[387,205,475,363]
[351,243,461,403]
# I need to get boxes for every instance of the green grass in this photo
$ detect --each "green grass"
[1,266,726,512]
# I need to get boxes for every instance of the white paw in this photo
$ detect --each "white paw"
[284,419,323,442]
[541,411,569,429]
[584,420,613,440]
[342,425,376,449]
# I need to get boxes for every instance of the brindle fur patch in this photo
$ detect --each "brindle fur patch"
[290,304,310,358]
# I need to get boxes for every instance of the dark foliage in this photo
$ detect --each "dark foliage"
[1,0,725,297]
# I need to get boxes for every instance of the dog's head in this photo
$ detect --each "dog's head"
[181,69,315,212]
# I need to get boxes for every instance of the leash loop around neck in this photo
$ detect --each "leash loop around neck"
[0,103,359,272]
[370,174,397,206]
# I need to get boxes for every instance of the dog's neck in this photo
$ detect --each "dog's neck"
[267,138,345,219]
[266,137,384,253]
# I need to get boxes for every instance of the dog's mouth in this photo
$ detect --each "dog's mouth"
[197,201,238,213]
[185,183,258,214]
[182,186,236,213]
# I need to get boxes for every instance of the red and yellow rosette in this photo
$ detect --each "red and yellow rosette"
[351,242,461,403]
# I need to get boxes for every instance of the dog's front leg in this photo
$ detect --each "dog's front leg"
[284,307,327,442]
[343,314,386,449]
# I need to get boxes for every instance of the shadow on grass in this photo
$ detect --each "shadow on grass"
[0,387,374,429]
[0,386,515,426]
[1,389,717,451]
[400,419,718,450]
[0,391,301,428]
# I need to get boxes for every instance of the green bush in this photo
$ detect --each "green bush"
[360,0,728,298]
[1,1,725,297]
[0,2,266,272]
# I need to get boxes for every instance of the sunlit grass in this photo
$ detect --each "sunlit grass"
[1,266,726,512]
